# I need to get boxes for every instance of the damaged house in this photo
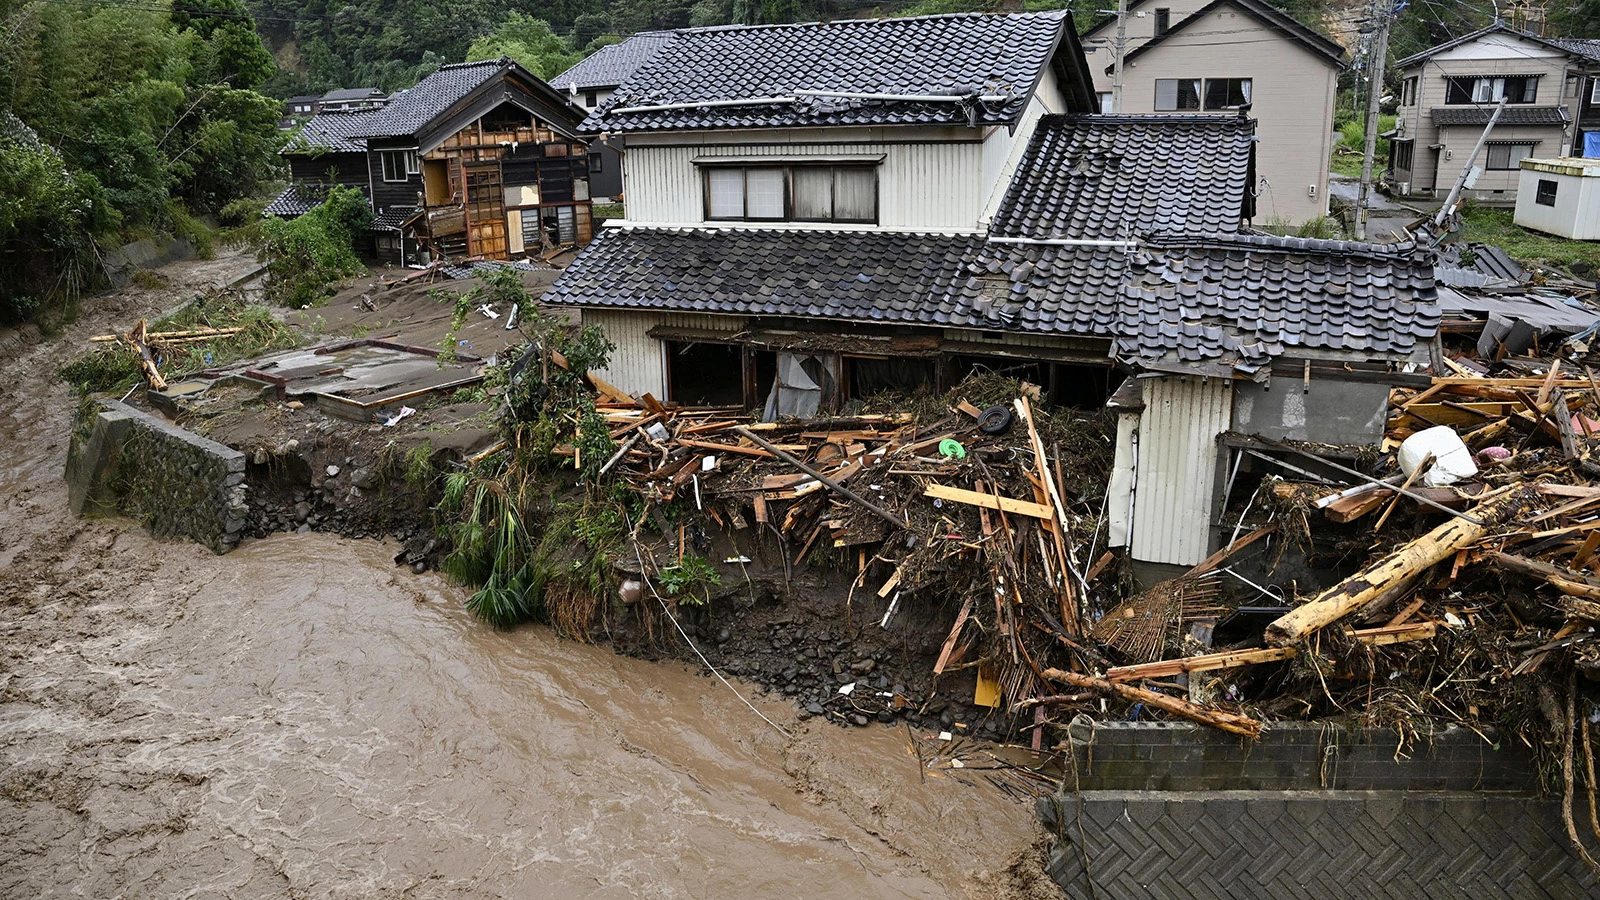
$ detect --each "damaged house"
[266,58,595,261]
[543,11,1442,578]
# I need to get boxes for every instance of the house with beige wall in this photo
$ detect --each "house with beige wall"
[1390,24,1600,204]
[1079,0,1344,224]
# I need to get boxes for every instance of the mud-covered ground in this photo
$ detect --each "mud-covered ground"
[0,251,1063,899]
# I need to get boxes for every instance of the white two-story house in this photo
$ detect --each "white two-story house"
[544,12,1106,409]
[1078,0,1345,225]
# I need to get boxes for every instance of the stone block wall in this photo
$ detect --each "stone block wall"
[67,400,246,553]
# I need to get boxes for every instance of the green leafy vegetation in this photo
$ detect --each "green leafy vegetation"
[0,0,284,322]
[1456,205,1600,273]
[657,554,721,607]
[58,290,299,395]
[259,184,372,307]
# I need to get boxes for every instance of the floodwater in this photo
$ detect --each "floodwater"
[0,254,1056,899]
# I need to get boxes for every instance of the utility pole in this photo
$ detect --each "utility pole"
[1354,0,1392,241]
[1111,0,1129,113]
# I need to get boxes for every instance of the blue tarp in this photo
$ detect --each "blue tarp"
[1584,130,1600,157]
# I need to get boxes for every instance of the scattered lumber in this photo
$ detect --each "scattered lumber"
[1041,668,1263,738]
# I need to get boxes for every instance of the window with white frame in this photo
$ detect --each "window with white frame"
[1591,77,1600,104]
[703,164,877,223]
[1154,78,1201,110]
[1401,76,1417,106]
[1096,91,1113,113]
[1537,178,1559,206]
[1484,142,1537,170]
[1444,75,1538,104]
[380,149,419,182]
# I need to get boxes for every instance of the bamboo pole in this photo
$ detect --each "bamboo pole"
[1265,487,1535,646]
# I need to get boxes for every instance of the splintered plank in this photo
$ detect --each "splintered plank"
[924,484,1053,520]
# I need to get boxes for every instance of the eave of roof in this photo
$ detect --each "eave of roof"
[1395,22,1600,69]
[355,57,583,140]
[1119,0,1345,68]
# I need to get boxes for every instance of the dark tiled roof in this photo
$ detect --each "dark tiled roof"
[546,226,1438,370]
[264,184,330,218]
[441,259,551,279]
[1430,106,1568,126]
[355,59,505,138]
[585,12,1082,133]
[1121,0,1345,68]
[1548,37,1600,63]
[544,226,984,323]
[990,113,1255,240]
[958,232,1439,371]
[551,32,675,91]
[372,206,420,232]
[320,87,385,102]
[283,108,382,154]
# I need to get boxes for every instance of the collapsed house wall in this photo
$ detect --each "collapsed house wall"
[1231,377,1391,445]
[66,400,247,554]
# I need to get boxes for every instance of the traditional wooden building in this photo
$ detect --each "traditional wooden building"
[267,57,594,262]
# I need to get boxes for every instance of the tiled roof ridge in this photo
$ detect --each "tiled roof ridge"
[434,58,510,72]
[678,9,1065,35]
[1148,230,1427,258]
[1042,112,1254,126]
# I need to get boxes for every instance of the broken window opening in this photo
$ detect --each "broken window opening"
[665,341,745,407]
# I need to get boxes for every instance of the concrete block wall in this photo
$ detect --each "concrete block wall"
[1064,721,1538,792]
[67,400,246,553]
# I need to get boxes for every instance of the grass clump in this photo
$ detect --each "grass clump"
[1457,204,1600,273]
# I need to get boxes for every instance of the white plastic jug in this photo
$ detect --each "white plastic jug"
[1397,425,1478,488]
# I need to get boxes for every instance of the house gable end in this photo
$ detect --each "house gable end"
[1118,0,1345,70]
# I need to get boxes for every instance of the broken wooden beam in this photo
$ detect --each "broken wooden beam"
[1265,486,1535,646]
[732,426,905,531]
[1041,667,1263,738]
[923,484,1053,520]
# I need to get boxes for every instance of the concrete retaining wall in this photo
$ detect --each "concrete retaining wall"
[1040,721,1596,898]
[1063,720,1538,792]
[67,400,246,553]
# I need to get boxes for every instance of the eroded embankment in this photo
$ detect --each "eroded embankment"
[0,252,1056,899]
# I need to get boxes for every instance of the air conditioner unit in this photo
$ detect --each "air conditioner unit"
[1397,181,1411,195]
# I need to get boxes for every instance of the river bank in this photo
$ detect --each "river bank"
[0,251,1059,899]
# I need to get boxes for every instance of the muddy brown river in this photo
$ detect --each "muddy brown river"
[0,254,1057,898]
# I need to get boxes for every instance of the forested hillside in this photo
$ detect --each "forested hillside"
[0,0,283,321]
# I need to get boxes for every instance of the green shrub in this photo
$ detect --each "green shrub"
[259,184,371,307]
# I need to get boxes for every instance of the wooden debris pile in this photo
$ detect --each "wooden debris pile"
[576,373,1122,732]
[1071,355,1600,860]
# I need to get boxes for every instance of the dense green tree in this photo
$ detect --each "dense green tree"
[467,15,584,78]
[0,0,285,318]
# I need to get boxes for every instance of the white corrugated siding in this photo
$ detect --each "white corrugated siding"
[581,310,747,398]
[1129,376,1233,566]
[624,141,985,230]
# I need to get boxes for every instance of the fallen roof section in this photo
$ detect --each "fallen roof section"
[989,113,1256,241]
[959,232,1439,375]
[584,11,1095,133]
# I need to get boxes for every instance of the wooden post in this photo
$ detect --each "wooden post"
[1265,487,1535,646]
[1041,668,1262,738]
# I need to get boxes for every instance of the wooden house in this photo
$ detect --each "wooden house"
[267,57,594,262]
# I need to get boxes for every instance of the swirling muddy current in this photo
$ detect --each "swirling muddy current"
[0,254,1057,899]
